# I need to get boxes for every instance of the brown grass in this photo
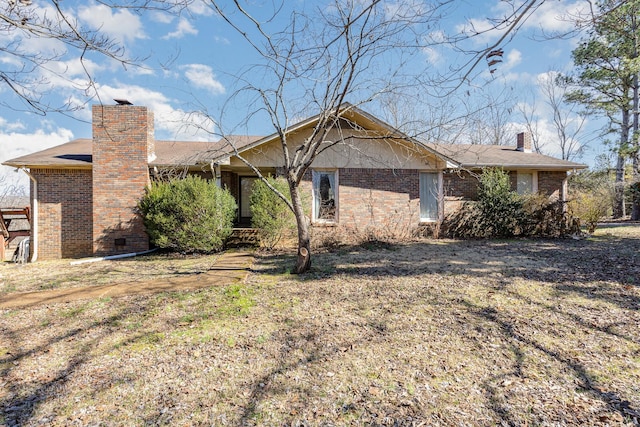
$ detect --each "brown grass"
[1,224,639,426]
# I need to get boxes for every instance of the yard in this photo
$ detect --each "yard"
[1,225,639,426]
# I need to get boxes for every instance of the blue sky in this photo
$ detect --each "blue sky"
[0,0,604,194]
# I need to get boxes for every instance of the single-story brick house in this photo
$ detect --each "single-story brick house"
[3,102,586,261]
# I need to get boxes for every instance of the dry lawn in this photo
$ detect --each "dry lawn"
[1,225,639,426]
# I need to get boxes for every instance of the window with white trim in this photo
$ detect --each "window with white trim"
[419,172,439,221]
[312,170,337,222]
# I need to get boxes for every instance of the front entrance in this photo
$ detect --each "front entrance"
[238,176,257,226]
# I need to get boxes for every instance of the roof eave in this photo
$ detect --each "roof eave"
[460,163,588,171]
[2,161,93,170]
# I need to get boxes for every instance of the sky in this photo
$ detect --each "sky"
[0,0,606,195]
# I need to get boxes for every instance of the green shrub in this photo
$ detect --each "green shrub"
[138,176,237,253]
[445,168,524,238]
[250,176,297,249]
[443,168,576,238]
[475,168,524,237]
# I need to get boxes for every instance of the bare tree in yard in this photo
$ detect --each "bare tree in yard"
[202,0,550,273]
[519,71,592,160]
[0,0,188,113]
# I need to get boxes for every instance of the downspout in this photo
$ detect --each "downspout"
[20,168,38,262]
[211,161,222,187]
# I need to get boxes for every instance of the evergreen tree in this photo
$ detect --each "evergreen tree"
[566,0,640,218]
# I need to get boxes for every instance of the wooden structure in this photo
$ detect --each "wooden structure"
[1,206,30,261]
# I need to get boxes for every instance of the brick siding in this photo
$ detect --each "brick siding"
[538,171,566,200]
[92,105,152,256]
[443,170,479,200]
[303,168,421,231]
[31,169,93,259]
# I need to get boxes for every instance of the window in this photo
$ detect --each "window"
[312,170,337,222]
[517,172,535,194]
[419,172,439,221]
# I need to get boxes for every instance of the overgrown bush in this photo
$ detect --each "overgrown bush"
[138,176,237,253]
[569,191,610,233]
[568,168,614,233]
[521,194,578,237]
[444,168,523,238]
[443,168,576,238]
[250,176,297,249]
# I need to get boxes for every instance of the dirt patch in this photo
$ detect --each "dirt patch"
[0,225,639,426]
[0,251,253,309]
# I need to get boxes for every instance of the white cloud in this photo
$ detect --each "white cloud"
[455,17,502,46]
[0,125,75,194]
[93,84,216,140]
[78,4,146,44]
[423,47,443,65]
[214,36,231,45]
[181,64,226,95]
[520,0,588,33]
[456,0,587,47]
[186,0,215,16]
[503,49,522,70]
[162,18,198,40]
[150,11,175,24]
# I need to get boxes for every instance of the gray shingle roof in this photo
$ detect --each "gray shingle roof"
[424,143,587,170]
[3,134,586,172]
[2,136,262,169]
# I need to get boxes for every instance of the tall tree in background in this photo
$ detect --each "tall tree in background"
[541,72,589,161]
[566,0,640,218]
[518,71,592,160]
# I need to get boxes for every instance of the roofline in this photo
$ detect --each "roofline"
[210,103,461,168]
[2,162,93,170]
[459,163,588,170]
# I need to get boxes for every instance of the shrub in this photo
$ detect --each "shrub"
[445,168,524,238]
[138,176,237,253]
[569,191,610,233]
[475,168,524,237]
[521,194,577,237]
[250,176,297,249]
[443,168,577,238]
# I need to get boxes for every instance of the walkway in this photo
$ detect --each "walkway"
[0,250,254,310]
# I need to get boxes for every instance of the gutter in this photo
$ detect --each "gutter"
[460,164,588,171]
[20,168,38,262]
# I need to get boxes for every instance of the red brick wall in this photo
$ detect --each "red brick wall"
[31,169,93,259]
[305,168,421,231]
[538,171,566,200]
[443,170,479,200]
[92,105,152,256]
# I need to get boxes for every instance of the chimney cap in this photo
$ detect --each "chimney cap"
[114,99,133,105]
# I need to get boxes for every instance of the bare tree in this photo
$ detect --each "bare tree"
[199,0,551,273]
[517,92,546,154]
[462,87,517,146]
[519,71,592,160]
[541,72,590,161]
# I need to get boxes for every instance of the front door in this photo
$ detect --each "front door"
[238,176,257,226]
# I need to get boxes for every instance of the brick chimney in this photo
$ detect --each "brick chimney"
[92,103,154,256]
[516,132,532,153]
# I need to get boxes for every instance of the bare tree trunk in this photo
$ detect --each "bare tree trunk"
[630,16,640,220]
[614,104,630,218]
[289,177,311,274]
[613,153,626,218]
